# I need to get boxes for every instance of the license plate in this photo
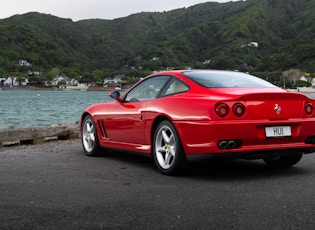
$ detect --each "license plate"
[265,126,292,138]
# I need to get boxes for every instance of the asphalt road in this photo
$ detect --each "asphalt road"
[1,139,315,230]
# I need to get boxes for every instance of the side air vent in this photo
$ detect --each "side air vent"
[97,120,108,138]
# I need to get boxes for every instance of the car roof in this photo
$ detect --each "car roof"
[148,69,277,89]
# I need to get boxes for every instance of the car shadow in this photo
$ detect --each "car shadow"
[99,150,155,170]
[183,158,310,181]
[95,150,310,181]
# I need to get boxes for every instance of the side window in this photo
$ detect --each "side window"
[125,76,170,102]
[165,79,189,96]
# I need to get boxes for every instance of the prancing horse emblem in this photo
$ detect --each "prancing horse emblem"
[274,104,281,115]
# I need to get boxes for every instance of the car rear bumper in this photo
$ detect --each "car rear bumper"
[174,119,315,157]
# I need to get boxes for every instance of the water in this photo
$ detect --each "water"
[0,90,113,130]
[1,90,315,130]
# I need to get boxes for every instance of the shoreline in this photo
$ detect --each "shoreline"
[0,124,80,147]
[0,86,61,91]
[0,85,125,91]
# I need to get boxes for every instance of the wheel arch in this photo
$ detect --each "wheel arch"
[80,112,103,140]
[80,112,92,131]
[150,115,186,155]
[151,116,170,150]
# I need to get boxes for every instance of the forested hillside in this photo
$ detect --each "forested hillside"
[0,0,314,84]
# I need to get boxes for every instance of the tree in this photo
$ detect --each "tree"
[92,69,104,84]
[57,80,66,86]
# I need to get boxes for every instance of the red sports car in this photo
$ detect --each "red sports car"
[80,70,315,175]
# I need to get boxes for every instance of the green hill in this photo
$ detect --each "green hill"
[0,0,315,82]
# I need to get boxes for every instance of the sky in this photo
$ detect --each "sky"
[1,0,239,21]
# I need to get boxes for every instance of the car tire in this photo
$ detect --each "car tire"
[153,120,187,175]
[81,115,101,156]
[263,152,303,168]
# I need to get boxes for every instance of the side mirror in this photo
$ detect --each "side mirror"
[110,90,122,102]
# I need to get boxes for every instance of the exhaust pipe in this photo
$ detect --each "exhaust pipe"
[228,141,236,149]
[218,141,228,149]
[218,140,242,149]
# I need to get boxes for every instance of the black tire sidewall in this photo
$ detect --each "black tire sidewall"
[263,152,303,168]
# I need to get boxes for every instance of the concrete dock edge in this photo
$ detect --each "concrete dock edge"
[0,124,80,147]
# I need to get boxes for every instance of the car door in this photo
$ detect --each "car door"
[105,75,170,145]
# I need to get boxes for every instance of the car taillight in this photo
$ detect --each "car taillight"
[305,102,313,116]
[232,103,246,117]
[215,103,230,118]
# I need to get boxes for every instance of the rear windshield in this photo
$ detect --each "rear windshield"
[182,70,277,88]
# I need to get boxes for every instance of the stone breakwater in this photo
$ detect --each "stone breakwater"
[0,124,80,147]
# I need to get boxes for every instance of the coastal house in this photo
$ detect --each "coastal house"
[4,77,19,87]
[103,74,123,88]
[0,77,29,87]
[51,76,65,86]
[0,78,5,87]
[28,71,40,76]
[19,60,31,67]
[70,78,79,86]
[51,76,73,86]
[20,78,29,86]
[299,75,315,87]
[300,76,309,82]
[51,76,80,88]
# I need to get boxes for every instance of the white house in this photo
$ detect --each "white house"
[51,76,64,86]
[51,76,73,86]
[19,60,31,67]
[4,77,19,87]
[103,74,123,87]
[51,76,80,87]
[300,76,308,82]
[70,78,79,86]
[20,78,29,86]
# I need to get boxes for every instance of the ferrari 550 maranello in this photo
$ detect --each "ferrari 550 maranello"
[80,70,315,175]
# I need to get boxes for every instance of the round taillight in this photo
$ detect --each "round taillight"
[305,102,313,115]
[215,103,230,118]
[232,103,246,117]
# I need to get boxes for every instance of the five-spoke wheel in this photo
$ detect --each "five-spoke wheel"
[153,120,186,175]
[82,115,101,156]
